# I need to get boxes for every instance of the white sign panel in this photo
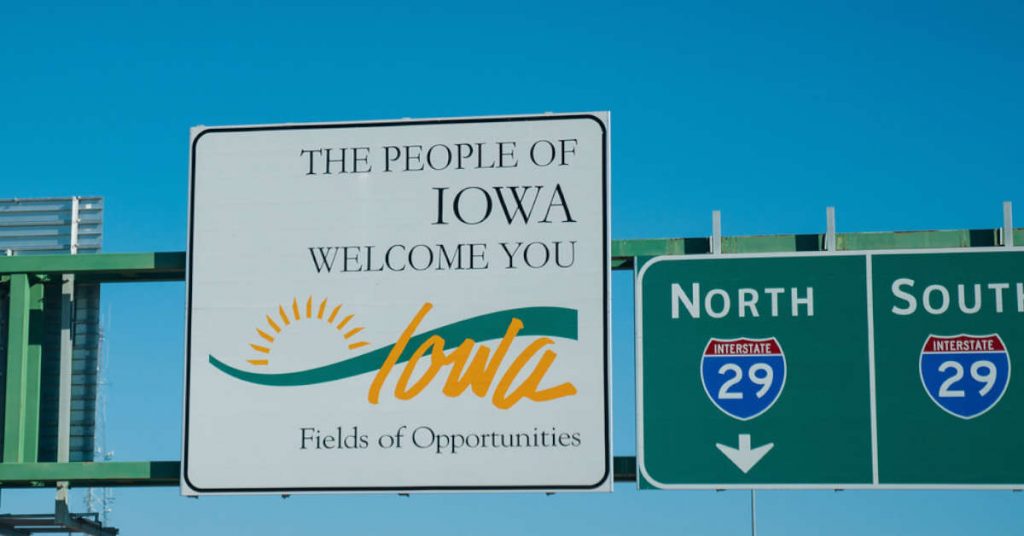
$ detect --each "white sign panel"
[183,114,611,493]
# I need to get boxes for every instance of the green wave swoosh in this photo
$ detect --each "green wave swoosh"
[209,307,578,387]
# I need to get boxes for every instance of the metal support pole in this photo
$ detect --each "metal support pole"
[70,196,80,255]
[751,490,757,536]
[825,206,836,252]
[1003,201,1014,247]
[57,275,75,463]
[57,201,80,463]
[711,210,722,255]
[55,482,118,536]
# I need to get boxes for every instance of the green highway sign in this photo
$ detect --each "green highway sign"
[636,248,1024,489]
[873,250,1024,486]
[637,254,875,488]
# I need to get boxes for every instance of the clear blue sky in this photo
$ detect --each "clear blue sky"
[2,1,1022,533]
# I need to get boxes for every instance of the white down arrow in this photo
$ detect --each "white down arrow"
[715,434,774,474]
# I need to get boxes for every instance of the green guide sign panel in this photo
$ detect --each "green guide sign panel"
[637,249,1024,489]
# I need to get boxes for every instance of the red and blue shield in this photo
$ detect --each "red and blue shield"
[701,337,786,421]
[920,334,1011,419]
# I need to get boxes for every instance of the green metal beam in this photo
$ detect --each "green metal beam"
[0,461,179,488]
[838,228,999,250]
[613,455,637,481]
[612,227,1021,269]
[3,275,30,463]
[2,276,43,463]
[0,228,1015,280]
[0,252,185,283]
[0,459,636,487]
[22,281,44,463]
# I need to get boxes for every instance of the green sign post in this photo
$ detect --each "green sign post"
[637,249,1024,489]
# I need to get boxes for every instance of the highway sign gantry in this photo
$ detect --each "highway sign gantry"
[636,248,1024,489]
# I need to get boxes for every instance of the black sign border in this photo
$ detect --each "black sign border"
[183,114,611,494]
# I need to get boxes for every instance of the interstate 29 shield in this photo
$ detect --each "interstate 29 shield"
[701,337,786,421]
[920,334,1011,419]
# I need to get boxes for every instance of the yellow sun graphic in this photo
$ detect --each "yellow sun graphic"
[247,296,370,366]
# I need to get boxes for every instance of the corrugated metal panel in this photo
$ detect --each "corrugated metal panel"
[67,283,100,462]
[37,285,64,462]
[0,197,102,255]
[0,196,102,462]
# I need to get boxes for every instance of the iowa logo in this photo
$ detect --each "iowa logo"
[701,337,786,421]
[208,298,582,410]
[920,334,1010,419]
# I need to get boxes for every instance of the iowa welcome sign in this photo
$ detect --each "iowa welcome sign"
[183,114,611,493]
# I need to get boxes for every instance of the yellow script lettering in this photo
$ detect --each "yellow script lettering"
[368,305,576,409]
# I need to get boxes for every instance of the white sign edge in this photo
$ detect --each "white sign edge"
[180,112,613,495]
